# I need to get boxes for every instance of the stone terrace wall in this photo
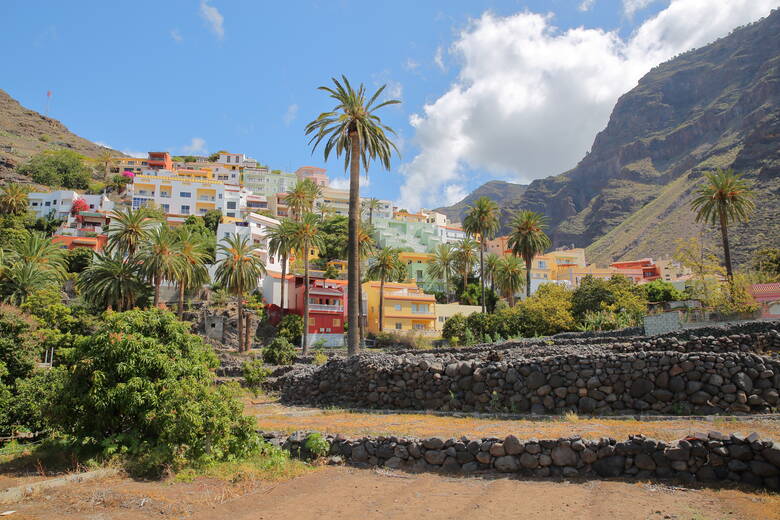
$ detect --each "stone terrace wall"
[267,430,780,490]
[280,327,780,415]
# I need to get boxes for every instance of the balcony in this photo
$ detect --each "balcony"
[308,303,344,313]
[198,196,216,202]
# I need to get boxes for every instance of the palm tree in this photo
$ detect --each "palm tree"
[366,248,404,332]
[287,213,326,354]
[2,261,58,305]
[463,197,500,313]
[318,203,336,219]
[267,219,297,309]
[138,226,183,307]
[362,198,381,225]
[77,250,146,311]
[286,179,321,221]
[485,253,502,296]
[507,210,551,298]
[690,168,754,280]
[173,227,210,318]
[108,207,157,257]
[94,149,115,182]
[215,233,266,352]
[0,184,29,216]
[494,255,525,306]
[428,243,456,303]
[6,231,66,279]
[305,75,400,357]
[453,238,479,296]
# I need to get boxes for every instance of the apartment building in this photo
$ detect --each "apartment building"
[289,276,348,346]
[27,190,114,219]
[316,186,351,216]
[295,166,328,187]
[215,212,284,273]
[362,281,437,334]
[243,167,299,197]
[110,157,149,175]
[130,170,226,218]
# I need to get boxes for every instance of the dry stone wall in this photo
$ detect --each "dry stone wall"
[266,430,780,490]
[279,326,780,415]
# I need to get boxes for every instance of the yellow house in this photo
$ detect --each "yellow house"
[435,303,481,330]
[326,259,348,273]
[363,281,437,334]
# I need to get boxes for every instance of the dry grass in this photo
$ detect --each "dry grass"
[246,396,780,442]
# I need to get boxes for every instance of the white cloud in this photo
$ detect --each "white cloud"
[93,141,112,149]
[399,0,779,210]
[329,175,370,191]
[623,0,659,18]
[199,0,224,40]
[283,104,299,126]
[444,184,467,205]
[170,29,183,43]
[121,150,147,158]
[434,46,446,71]
[386,80,403,100]
[182,137,207,155]
[579,0,596,12]
[404,58,420,71]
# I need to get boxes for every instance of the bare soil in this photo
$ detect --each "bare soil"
[7,466,780,520]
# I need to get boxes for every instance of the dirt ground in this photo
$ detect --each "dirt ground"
[247,396,780,442]
[7,466,780,520]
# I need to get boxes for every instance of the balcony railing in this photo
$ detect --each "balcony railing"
[198,196,216,202]
[308,303,344,313]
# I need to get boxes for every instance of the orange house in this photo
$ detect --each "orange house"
[610,258,661,282]
[52,234,108,251]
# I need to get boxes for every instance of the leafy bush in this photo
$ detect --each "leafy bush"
[276,313,303,345]
[18,150,92,189]
[304,433,330,459]
[49,308,260,474]
[312,350,328,365]
[457,282,498,310]
[0,305,42,382]
[371,331,431,349]
[64,247,93,273]
[262,337,296,365]
[242,359,271,397]
[442,313,467,343]
[515,283,576,336]
[572,275,647,322]
[640,280,684,303]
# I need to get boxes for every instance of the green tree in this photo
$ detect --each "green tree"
[267,219,298,309]
[285,179,321,221]
[93,148,115,182]
[453,238,479,295]
[18,150,92,189]
[64,247,93,273]
[0,184,30,216]
[50,308,259,473]
[641,279,684,303]
[428,243,456,303]
[287,213,326,354]
[690,168,754,280]
[305,75,400,357]
[77,250,147,311]
[571,274,647,323]
[316,215,349,262]
[517,283,575,336]
[173,227,211,318]
[674,236,725,304]
[108,207,157,257]
[1,232,66,305]
[463,197,500,313]
[366,247,404,332]
[0,305,41,382]
[202,209,222,234]
[138,226,184,307]
[362,197,381,225]
[752,247,780,282]
[494,254,525,306]
[484,253,502,295]
[215,233,266,352]
[507,210,551,298]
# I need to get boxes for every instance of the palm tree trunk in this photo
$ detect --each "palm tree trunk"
[237,296,244,352]
[719,210,733,280]
[346,130,361,357]
[379,277,385,332]
[369,208,373,226]
[244,311,253,350]
[177,282,185,318]
[154,274,161,307]
[280,253,287,308]
[445,270,450,304]
[462,270,468,296]
[479,240,485,313]
[302,243,310,355]
[525,257,532,298]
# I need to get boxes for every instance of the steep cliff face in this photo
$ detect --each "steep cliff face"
[434,180,527,223]
[439,9,780,265]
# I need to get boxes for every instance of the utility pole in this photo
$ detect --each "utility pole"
[45,90,52,117]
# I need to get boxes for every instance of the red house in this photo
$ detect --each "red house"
[289,275,348,346]
[610,258,661,282]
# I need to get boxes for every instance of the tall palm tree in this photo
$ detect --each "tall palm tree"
[94,149,115,182]
[305,75,400,356]
[428,243,456,303]
[366,247,404,332]
[6,231,66,279]
[215,233,266,352]
[690,168,754,280]
[362,198,381,225]
[285,179,321,221]
[507,210,551,298]
[494,255,525,307]
[108,207,156,257]
[77,250,146,311]
[287,213,326,354]
[485,253,502,296]
[463,197,500,313]
[453,238,479,296]
[2,261,58,305]
[267,219,297,309]
[0,184,29,216]
[138,225,184,307]
[173,227,210,318]
[318,203,336,219]
[356,221,376,345]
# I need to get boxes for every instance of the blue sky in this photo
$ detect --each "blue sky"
[3,0,777,208]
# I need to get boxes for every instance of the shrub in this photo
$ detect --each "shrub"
[18,150,92,189]
[516,283,576,336]
[572,275,647,322]
[276,314,303,345]
[641,279,684,303]
[64,247,93,273]
[262,337,296,365]
[304,433,330,459]
[0,305,42,382]
[242,359,271,397]
[49,308,260,474]
[312,350,328,366]
[442,313,467,343]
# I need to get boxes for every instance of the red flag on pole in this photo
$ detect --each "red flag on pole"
[47,90,51,98]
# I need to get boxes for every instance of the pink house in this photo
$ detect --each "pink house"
[749,283,780,318]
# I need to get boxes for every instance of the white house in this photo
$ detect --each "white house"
[216,212,285,274]
[28,190,114,219]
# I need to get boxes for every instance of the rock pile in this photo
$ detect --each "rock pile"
[264,430,780,490]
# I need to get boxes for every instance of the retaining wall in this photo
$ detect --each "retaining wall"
[265,430,780,490]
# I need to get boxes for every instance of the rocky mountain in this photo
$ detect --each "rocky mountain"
[437,9,780,266]
[435,180,527,224]
[0,88,124,184]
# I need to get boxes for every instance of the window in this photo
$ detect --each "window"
[412,303,429,314]
[45,201,51,207]
[333,319,340,327]
[227,212,235,218]
[438,316,445,322]
[413,323,425,330]
[227,201,236,209]
[395,323,402,330]
[394,303,402,311]
[31,202,39,207]
[180,192,192,198]
[161,204,170,213]
[181,205,190,215]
